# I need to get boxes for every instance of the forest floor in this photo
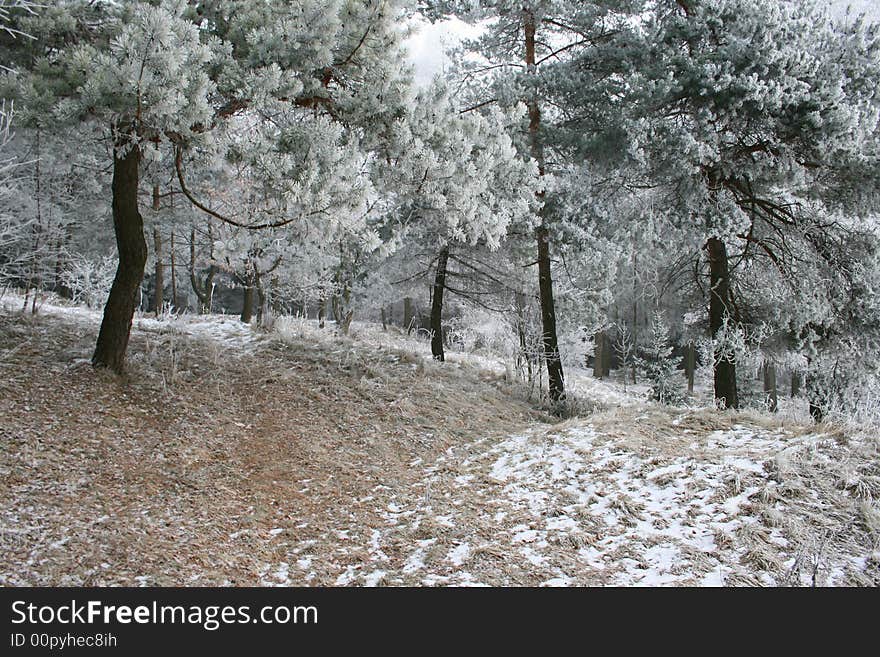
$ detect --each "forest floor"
[1,294,878,586]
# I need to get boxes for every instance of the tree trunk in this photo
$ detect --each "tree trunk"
[403,297,414,335]
[685,342,696,395]
[763,361,778,413]
[53,233,72,300]
[790,370,801,397]
[525,11,564,406]
[805,366,825,423]
[92,138,147,373]
[152,185,163,317]
[169,230,178,311]
[602,330,613,375]
[593,330,606,379]
[152,225,164,316]
[240,273,254,324]
[380,306,387,331]
[515,291,532,384]
[707,236,738,409]
[537,224,565,403]
[339,310,353,335]
[189,228,216,314]
[254,273,273,330]
[430,246,449,361]
[631,250,639,366]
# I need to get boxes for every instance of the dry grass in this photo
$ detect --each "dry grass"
[0,308,547,585]
[2,303,877,587]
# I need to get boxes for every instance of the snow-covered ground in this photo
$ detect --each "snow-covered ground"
[262,413,878,586]
[2,294,878,587]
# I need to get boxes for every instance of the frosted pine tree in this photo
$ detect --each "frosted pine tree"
[1,0,419,372]
[424,1,649,405]
[553,0,880,410]
[382,81,539,360]
[638,312,683,406]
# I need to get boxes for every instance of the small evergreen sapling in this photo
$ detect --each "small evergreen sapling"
[613,322,635,391]
[638,312,683,405]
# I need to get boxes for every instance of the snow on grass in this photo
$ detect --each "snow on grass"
[316,407,877,586]
[1,291,263,356]
[3,292,876,587]
[448,542,470,566]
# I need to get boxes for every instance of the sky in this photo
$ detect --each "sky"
[406,1,880,86]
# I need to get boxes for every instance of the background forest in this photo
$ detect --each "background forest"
[2,0,879,423]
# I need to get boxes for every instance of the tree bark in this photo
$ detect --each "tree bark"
[763,361,778,412]
[430,246,449,361]
[240,272,254,323]
[685,342,696,394]
[380,306,387,331]
[151,186,163,317]
[631,249,639,369]
[525,10,564,405]
[189,228,216,314]
[92,137,147,373]
[404,296,414,335]
[537,225,565,403]
[593,330,606,379]
[707,236,738,409]
[602,330,612,375]
[790,370,801,397]
[169,229,178,311]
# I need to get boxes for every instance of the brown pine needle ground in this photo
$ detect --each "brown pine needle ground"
[1,300,877,586]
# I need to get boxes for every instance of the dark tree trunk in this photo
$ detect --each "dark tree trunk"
[537,225,565,404]
[380,306,387,331]
[53,232,73,300]
[602,331,612,375]
[515,291,533,383]
[189,228,216,314]
[593,330,606,379]
[430,246,449,361]
[152,226,164,316]
[92,139,147,373]
[763,361,778,412]
[152,185,163,316]
[404,297,414,335]
[806,369,825,423]
[790,370,801,397]
[525,11,564,406]
[240,274,254,324]
[169,230,178,311]
[707,237,738,409]
[631,251,639,364]
[685,342,696,394]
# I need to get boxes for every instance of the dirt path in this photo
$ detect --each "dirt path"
[0,305,544,585]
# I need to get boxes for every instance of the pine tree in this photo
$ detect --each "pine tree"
[633,313,681,405]
[2,0,419,372]
[553,0,880,409]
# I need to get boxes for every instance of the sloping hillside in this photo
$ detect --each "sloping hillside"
[1,298,877,586]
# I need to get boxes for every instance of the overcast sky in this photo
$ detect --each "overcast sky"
[406,1,880,86]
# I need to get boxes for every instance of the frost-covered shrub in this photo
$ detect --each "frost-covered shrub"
[59,255,116,309]
[445,307,519,358]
